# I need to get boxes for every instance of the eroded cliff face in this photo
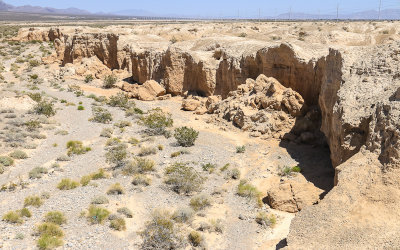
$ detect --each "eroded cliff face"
[15,26,400,249]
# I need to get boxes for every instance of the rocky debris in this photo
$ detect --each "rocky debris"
[72,57,112,79]
[182,98,201,111]
[122,80,166,101]
[209,74,310,140]
[0,96,36,111]
[265,176,323,213]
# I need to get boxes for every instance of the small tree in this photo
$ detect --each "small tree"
[174,127,199,147]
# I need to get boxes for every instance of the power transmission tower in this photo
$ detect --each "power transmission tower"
[378,0,382,20]
[289,6,292,20]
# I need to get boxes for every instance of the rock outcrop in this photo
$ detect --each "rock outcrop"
[122,80,166,101]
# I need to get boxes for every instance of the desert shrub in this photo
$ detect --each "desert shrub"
[188,231,203,247]
[18,208,31,218]
[105,143,128,166]
[105,137,121,146]
[103,74,118,89]
[80,175,92,186]
[125,106,143,116]
[174,126,199,147]
[91,196,109,205]
[100,128,113,138]
[278,166,301,177]
[202,163,217,173]
[25,119,42,131]
[107,93,130,108]
[138,146,157,157]
[238,32,247,37]
[34,101,56,117]
[87,205,110,224]
[139,108,173,135]
[132,174,151,186]
[29,167,48,179]
[9,150,28,159]
[237,180,262,206]
[77,105,84,110]
[35,222,64,237]
[140,210,184,250]
[236,145,246,153]
[84,74,94,83]
[24,195,43,207]
[110,218,126,231]
[117,207,133,218]
[190,194,212,211]
[91,168,107,180]
[172,207,194,223]
[57,179,79,190]
[123,158,155,175]
[41,192,51,199]
[209,218,224,233]
[170,36,178,43]
[256,212,277,228]
[2,211,22,224]
[37,234,63,250]
[170,150,190,158]
[44,211,66,225]
[29,59,40,67]
[0,156,14,166]
[0,164,4,174]
[107,183,125,195]
[220,163,230,172]
[90,107,113,123]
[27,92,42,102]
[226,168,241,180]
[56,155,70,161]
[66,141,91,156]
[164,163,205,195]
[114,120,131,128]
[128,137,140,145]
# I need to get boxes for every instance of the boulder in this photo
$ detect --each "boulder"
[182,99,201,111]
[121,80,165,101]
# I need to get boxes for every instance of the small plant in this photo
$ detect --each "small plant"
[164,163,205,195]
[90,107,113,123]
[174,126,199,147]
[110,217,126,231]
[9,150,28,159]
[100,128,113,138]
[37,234,63,250]
[66,141,91,156]
[29,59,40,67]
[57,179,79,190]
[91,168,107,180]
[80,175,92,186]
[140,210,184,250]
[138,147,157,157]
[237,180,262,207]
[139,108,173,135]
[202,163,216,173]
[84,74,94,83]
[35,222,64,250]
[172,207,194,223]
[105,143,128,166]
[107,183,125,195]
[103,74,118,89]
[44,211,66,225]
[15,233,25,240]
[91,196,109,205]
[77,105,85,110]
[157,144,164,151]
[29,167,48,179]
[87,205,110,224]
[278,166,301,177]
[0,156,14,166]
[190,194,211,211]
[226,168,241,179]
[108,93,130,108]
[24,195,43,207]
[34,100,56,117]
[2,211,23,224]
[56,155,70,162]
[132,174,151,186]
[114,120,132,128]
[124,158,155,175]
[170,36,178,43]
[188,231,203,247]
[28,92,42,102]
[236,145,246,153]
[117,207,133,218]
[18,208,32,218]
[256,212,277,228]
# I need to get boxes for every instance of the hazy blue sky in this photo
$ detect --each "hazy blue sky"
[5,0,400,17]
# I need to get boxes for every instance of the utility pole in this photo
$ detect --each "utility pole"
[289,6,292,20]
[378,0,382,20]
[336,4,339,21]
[258,8,261,22]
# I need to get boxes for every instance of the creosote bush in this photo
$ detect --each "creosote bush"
[90,107,113,124]
[140,209,184,250]
[44,211,66,225]
[164,163,205,195]
[140,108,173,135]
[24,195,43,207]
[174,126,199,147]
[256,212,277,228]
[57,179,79,190]
[34,100,56,117]
[103,74,118,89]
[87,205,110,224]
[66,141,91,156]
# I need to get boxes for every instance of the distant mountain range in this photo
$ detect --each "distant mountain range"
[1,0,400,19]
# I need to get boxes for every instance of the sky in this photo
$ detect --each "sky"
[4,0,400,17]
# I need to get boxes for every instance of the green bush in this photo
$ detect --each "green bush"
[278,166,301,177]
[91,196,109,205]
[107,183,125,195]
[188,231,204,247]
[35,222,64,237]
[80,175,92,186]
[91,168,107,180]
[140,210,184,250]
[237,180,262,207]
[103,75,118,89]
[24,195,43,207]
[2,211,23,224]
[138,146,157,157]
[202,163,217,173]
[27,92,42,102]
[29,59,40,67]
[57,179,79,190]
[164,163,205,195]
[34,101,56,117]
[18,208,32,218]
[90,107,113,123]
[87,205,110,224]
[236,145,246,153]
[124,158,155,175]
[174,126,199,147]
[190,194,211,211]
[131,174,151,186]
[0,156,14,166]
[44,211,66,225]
[140,108,173,135]
[172,207,194,223]
[9,150,28,159]
[29,167,48,179]
[77,105,84,110]
[66,141,91,156]
[107,93,130,108]
[255,212,277,228]
[110,218,126,231]
[105,143,128,166]
[84,74,94,83]
[117,207,133,218]
[37,234,63,250]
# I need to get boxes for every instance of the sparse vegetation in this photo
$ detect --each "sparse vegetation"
[0,156,14,166]
[90,107,113,123]
[103,74,118,89]
[100,128,113,138]
[110,217,126,231]
[107,93,130,108]
[57,179,79,190]
[174,126,199,147]
[9,150,28,159]
[138,146,157,157]
[34,100,56,117]
[35,222,64,250]
[29,167,48,179]
[87,205,110,224]
[140,108,173,135]
[256,212,277,228]
[278,166,301,177]
[190,194,211,211]
[85,74,94,83]
[237,180,262,207]
[66,141,91,156]
[107,183,125,195]
[105,143,128,166]
[236,145,246,153]
[132,174,152,186]
[188,231,204,247]
[164,163,205,195]
[2,211,23,224]
[117,207,133,218]
[172,207,194,223]
[91,196,109,205]
[24,195,43,207]
[44,211,66,225]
